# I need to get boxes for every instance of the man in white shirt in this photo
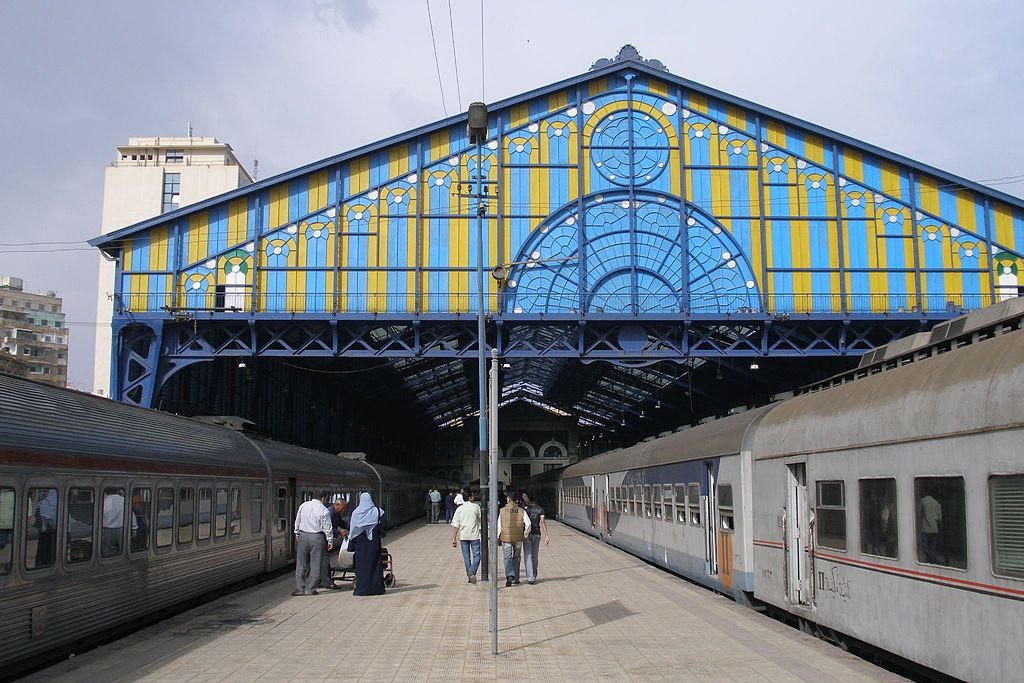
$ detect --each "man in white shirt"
[101,491,125,557]
[453,489,465,507]
[450,490,482,583]
[292,490,333,596]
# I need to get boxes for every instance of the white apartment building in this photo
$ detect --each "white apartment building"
[94,136,253,396]
[0,276,69,387]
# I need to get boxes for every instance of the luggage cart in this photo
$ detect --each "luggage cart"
[381,547,396,588]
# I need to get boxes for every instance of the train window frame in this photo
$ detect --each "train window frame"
[177,486,195,546]
[130,486,152,555]
[155,486,174,549]
[25,485,59,571]
[229,486,242,536]
[276,487,288,533]
[215,487,228,538]
[815,480,847,551]
[718,483,735,533]
[252,484,263,535]
[989,474,1024,580]
[687,483,701,527]
[66,486,96,566]
[100,486,127,559]
[197,487,212,541]
[674,485,686,524]
[661,484,673,523]
[0,487,14,576]
[914,476,967,571]
[859,478,898,559]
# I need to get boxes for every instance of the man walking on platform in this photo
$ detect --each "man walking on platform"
[520,492,550,585]
[292,490,333,596]
[429,488,442,524]
[450,490,482,583]
[497,492,531,586]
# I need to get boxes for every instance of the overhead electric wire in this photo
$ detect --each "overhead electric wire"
[425,0,449,118]
[446,0,463,110]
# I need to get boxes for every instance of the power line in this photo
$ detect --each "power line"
[446,0,463,110]
[479,0,485,102]
[0,240,88,247]
[425,0,449,118]
[0,247,95,254]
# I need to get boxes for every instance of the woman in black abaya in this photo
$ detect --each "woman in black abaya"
[348,492,386,596]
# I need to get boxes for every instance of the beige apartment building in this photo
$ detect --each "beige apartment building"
[94,136,252,396]
[0,276,69,387]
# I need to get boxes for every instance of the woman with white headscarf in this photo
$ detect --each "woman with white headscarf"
[349,491,386,595]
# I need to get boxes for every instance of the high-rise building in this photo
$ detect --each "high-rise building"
[0,276,69,387]
[93,136,253,396]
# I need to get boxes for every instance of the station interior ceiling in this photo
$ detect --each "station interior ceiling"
[158,352,858,470]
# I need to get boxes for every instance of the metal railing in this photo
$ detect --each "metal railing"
[117,290,999,316]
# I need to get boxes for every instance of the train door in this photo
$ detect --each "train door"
[704,463,718,576]
[784,462,811,605]
[286,477,297,560]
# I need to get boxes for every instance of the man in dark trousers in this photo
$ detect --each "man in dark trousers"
[444,490,457,524]
[520,491,550,584]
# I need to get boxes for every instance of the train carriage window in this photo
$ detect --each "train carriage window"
[675,485,686,523]
[130,488,152,553]
[860,479,898,558]
[252,485,263,535]
[229,487,242,536]
[215,488,228,537]
[66,488,95,564]
[156,488,174,548]
[915,477,967,569]
[25,488,59,569]
[0,488,14,574]
[177,487,194,545]
[277,487,288,532]
[718,484,734,532]
[661,485,673,523]
[101,487,126,558]
[687,483,701,526]
[990,475,1024,579]
[197,488,212,541]
[816,480,847,551]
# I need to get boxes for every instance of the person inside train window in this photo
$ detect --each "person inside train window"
[349,492,386,596]
[0,487,14,574]
[66,488,95,564]
[130,489,151,553]
[915,477,967,569]
[28,488,58,568]
[860,479,897,558]
[101,488,126,558]
[229,488,242,535]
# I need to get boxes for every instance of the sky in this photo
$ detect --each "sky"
[1,0,1022,391]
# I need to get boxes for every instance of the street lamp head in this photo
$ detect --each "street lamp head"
[467,102,489,143]
[491,264,507,282]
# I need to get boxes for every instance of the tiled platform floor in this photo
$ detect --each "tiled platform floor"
[30,521,903,682]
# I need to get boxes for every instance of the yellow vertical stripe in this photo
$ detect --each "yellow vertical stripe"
[648,79,668,98]
[188,213,209,265]
[349,158,370,195]
[726,106,745,132]
[804,134,824,165]
[429,129,450,164]
[151,227,167,271]
[510,104,529,129]
[765,120,786,147]
[669,149,680,198]
[308,171,329,213]
[228,199,247,246]
[880,163,901,200]
[993,202,1014,248]
[843,148,864,183]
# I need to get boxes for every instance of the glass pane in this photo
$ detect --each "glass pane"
[251,485,263,535]
[0,488,13,574]
[816,509,847,550]
[991,475,1024,578]
[156,488,174,547]
[860,479,898,558]
[197,488,212,540]
[26,488,58,569]
[101,487,126,558]
[215,488,228,537]
[916,477,967,569]
[131,488,151,553]
[67,488,95,564]
[687,483,701,526]
[817,480,844,507]
[229,488,241,535]
[178,488,194,544]
[718,484,733,509]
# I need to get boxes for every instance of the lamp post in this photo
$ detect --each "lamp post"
[467,102,491,587]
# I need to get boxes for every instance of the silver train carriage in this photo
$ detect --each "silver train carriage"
[0,373,450,672]
[537,323,1023,681]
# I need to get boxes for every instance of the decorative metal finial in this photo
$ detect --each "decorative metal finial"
[590,44,668,72]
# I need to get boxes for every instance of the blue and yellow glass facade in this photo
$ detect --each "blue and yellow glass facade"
[104,65,1024,317]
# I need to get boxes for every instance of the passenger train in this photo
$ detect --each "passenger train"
[535,301,1024,682]
[0,374,450,674]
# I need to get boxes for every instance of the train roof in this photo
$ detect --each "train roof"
[0,373,268,476]
[563,405,776,478]
[751,327,1024,460]
[243,436,375,481]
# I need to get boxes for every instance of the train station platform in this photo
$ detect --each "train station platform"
[29,521,901,682]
